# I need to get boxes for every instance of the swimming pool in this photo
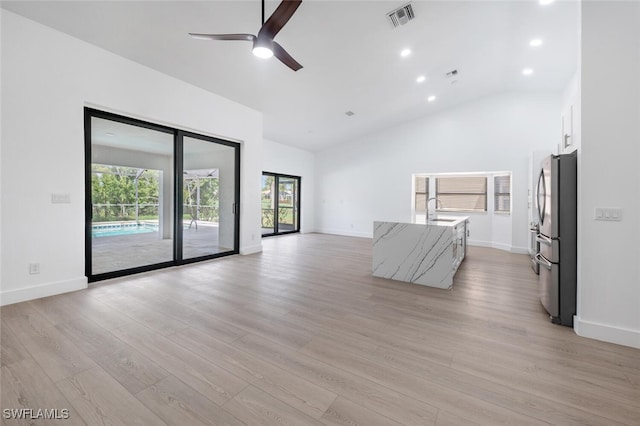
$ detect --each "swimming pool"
[92,223,158,238]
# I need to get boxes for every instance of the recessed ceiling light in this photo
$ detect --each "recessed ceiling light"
[400,48,411,57]
[427,95,437,102]
[106,132,115,136]
[522,68,534,76]
[416,75,426,83]
[529,38,543,47]
[539,0,555,5]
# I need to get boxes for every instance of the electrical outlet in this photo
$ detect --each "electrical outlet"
[29,262,40,274]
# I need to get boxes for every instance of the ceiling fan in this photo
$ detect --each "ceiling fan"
[189,0,303,71]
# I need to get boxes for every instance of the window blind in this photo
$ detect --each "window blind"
[436,176,487,212]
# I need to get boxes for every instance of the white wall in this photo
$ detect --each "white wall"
[0,11,263,305]
[574,1,640,348]
[560,72,580,154]
[315,92,561,252]
[262,139,315,233]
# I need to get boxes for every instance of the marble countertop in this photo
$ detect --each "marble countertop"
[415,215,469,227]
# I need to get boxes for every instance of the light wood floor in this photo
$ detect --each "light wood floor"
[2,233,639,425]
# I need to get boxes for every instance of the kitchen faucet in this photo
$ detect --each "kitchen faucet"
[427,197,442,220]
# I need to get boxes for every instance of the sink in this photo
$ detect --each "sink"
[428,218,457,222]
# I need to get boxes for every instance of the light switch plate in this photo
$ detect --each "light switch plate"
[595,207,622,221]
[51,193,71,204]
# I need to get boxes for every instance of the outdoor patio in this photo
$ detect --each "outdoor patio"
[91,222,230,275]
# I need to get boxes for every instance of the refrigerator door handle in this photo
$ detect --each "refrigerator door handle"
[537,169,546,225]
[536,234,553,245]
[535,253,553,270]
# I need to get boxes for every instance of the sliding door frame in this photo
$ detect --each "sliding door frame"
[84,108,240,282]
[176,129,241,266]
[261,171,301,237]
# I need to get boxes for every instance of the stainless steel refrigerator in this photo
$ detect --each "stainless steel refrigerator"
[534,151,577,326]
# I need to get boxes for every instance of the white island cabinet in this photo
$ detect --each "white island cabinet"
[372,216,468,289]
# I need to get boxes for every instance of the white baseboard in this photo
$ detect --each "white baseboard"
[510,246,529,255]
[0,276,88,306]
[314,228,373,239]
[240,244,263,255]
[574,315,640,349]
[468,239,520,253]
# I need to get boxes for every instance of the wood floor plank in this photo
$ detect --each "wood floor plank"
[55,317,124,355]
[100,293,190,336]
[136,374,245,426]
[57,366,167,426]
[1,234,638,425]
[0,323,30,367]
[28,294,86,326]
[1,358,84,426]
[451,348,640,416]
[320,396,404,426]
[231,333,439,426]
[435,410,482,426]
[1,304,96,382]
[188,299,313,349]
[169,326,338,419]
[123,291,249,343]
[222,385,324,426]
[303,335,627,426]
[285,308,456,367]
[111,323,249,406]
[299,335,549,426]
[56,318,170,394]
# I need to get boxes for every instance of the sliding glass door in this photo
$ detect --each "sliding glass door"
[180,133,239,261]
[85,109,239,281]
[88,115,175,276]
[261,172,300,236]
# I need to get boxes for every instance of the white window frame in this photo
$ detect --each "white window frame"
[411,171,512,222]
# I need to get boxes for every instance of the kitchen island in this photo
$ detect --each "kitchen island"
[372,216,468,289]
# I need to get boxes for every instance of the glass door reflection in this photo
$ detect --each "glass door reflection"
[277,177,299,233]
[261,172,300,237]
[90,116,174,276]
[181,135,238,260]
[261,175,276,235]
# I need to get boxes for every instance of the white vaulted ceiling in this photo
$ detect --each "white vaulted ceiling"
[2,1,579,151]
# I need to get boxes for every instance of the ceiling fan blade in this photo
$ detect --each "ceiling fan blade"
[189,33,256,42]
[273,41,302,71]
[258,0,302,40]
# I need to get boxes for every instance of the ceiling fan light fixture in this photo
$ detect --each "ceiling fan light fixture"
[253,46,274,59]
[188,0,303,70]
[252,37,274,59]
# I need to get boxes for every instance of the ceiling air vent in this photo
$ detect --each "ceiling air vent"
[387,3,415,28]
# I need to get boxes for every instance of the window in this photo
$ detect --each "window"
[411,171,511,220]
[436,176,487,212]
[414,176,429,213]
[494,175,511,213]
